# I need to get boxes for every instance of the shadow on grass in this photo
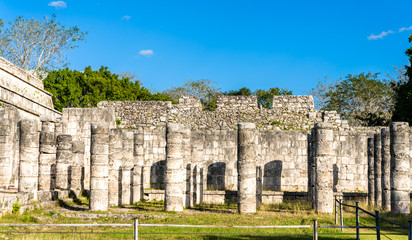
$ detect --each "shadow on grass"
[57,199,87,211]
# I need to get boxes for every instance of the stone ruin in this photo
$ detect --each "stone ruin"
[0,56,410,215]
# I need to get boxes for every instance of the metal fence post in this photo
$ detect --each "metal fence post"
[134,218,138,240]
[375,211,380,240]
[313,219,318,240]
[356,202,360,240]
[408,221,412,240]
[335,197,338,225]
[340,200,343,232]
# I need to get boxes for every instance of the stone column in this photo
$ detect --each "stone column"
[381,128,391,211]
[55,135,72,195]
[120,131,134,205]
[256,166,263,209]
[193,164,203,205]
[0,121,12,188]
[367,137,375,205]
[164,123,185,212]
[108,129,122,206]
[89,123,109,211]
[71,141,84,195]
[182,126,192,208]
[374,133,382,207]
[38,120,56,200]
[313,122,334,214]
[237,122,257,214]
[18,119,39,200]
[390,122,410,214]
[132,128,144,203]
[308,129,316,207]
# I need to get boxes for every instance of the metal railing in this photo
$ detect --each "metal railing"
[335,197,411,240]
[1,205,411,240]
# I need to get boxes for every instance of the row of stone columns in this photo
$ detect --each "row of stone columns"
[18,119,86,201]
[366,123,410,214]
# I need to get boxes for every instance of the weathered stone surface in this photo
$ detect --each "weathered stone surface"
[381,128,390,211]
[55,135,72,191]
[18,120,39,200]
[71,141,84,193]
[38,121,56,193]
[237,123,257,214]
[390,122,410,214]
[165,123,185,212]
[132,128,144,203]
[89,123,109,211]
[367,137,374,205]
[313,122,334,214]
[374,133,382,207]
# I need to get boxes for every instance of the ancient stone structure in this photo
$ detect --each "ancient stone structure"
[71,141,84,194]
[89,123,110,211]
[164,123,185,212]
[38,120,56,199]
[0,121,13,188]
[0,57,60,119]
[390,122,410,214]
[381,128,391,211]
[1,58,412,215]
[374,133,382,207]
[18,119,39,200]
[132,128,144,203]
[237,123,257,214]
[367,138,375,205]
[313,123,334,214]
[55,135,72,193]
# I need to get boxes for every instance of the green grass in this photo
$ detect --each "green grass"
[0,199,410,239]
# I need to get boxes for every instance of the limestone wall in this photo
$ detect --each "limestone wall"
[98,95,350,131]
[272,95,314,113]
[61,108,116,189]
[0,57,61,120]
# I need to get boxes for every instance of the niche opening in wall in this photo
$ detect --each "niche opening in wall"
[263,160,282,191]
[207,162,226,190]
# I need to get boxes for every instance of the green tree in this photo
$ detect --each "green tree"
[311,73,394,126]
[254,87,292,109]
[43,66,173,111]
[392,34,412,123]
[0,15,86,75]
[163,79,220,110]
[223,87,292,109]
[224,87,252,96]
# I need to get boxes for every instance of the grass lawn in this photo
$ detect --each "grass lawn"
[0,197,410,239]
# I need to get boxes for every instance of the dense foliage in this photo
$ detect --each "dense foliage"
[224,87,292,109]
[392,34,412,123]
[44,66,174,111]
[310,73,394,126]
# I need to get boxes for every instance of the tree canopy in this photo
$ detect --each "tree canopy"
[223,87,292,109]
[43,66,173,112]
[311,73,394,126]
[392,34,412,123]
[0,15,86,75]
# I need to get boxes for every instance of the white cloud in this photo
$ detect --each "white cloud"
[367,30,394,40]
[138,49,154,57]
[122,15,131,20]
[399,26,412,32]
[48,1,67,9]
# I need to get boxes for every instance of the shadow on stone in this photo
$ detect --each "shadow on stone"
[207,162,226,190]
[263,160,282,191]
[150,160,165,190]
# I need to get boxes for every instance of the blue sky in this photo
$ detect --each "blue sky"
[0,0,411,94]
